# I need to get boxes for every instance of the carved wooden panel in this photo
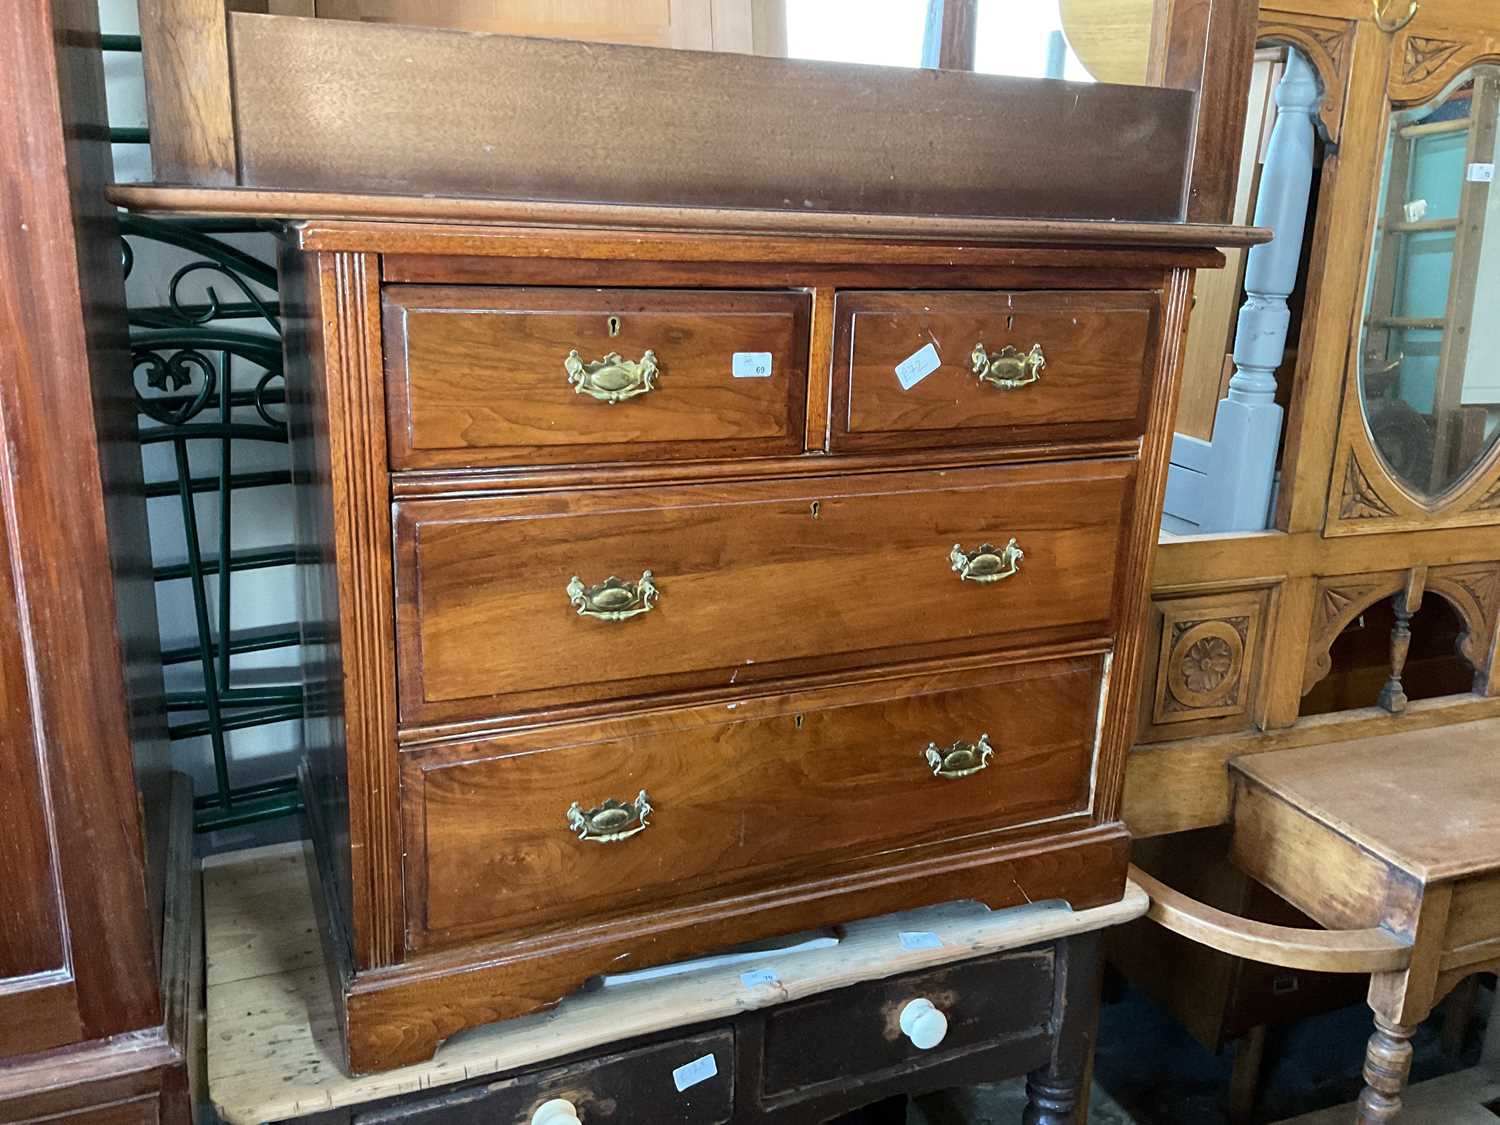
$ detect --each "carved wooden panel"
[1139,585,1273,742]
[1426,562,1500,684]
[1258,8,1356,143]
[1390,18,1500,105]
[1302,572,1409,696]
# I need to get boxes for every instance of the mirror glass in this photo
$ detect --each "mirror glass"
[782,0,1093,77]
[1360,65,1500,498]
[784,0,929,67]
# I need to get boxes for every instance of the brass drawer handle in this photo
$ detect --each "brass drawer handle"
[970,342,1045,389]
[950,539,1023,584]
[567,789,653,843]
[925,734,994,779]
[564,348,659,403]
[567,570,659,621]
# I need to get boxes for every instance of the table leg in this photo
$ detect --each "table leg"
[1024,930,1104,1125]
[1357,1018,1416,1124]
[1355,884,1454,1124]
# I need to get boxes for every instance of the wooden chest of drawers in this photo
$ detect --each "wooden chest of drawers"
[283,211,1246,1074]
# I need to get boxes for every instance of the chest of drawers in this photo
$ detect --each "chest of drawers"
[282,212,1244,1074]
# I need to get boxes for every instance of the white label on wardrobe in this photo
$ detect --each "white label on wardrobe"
[740,968,779,988]
[672,1053,719,1092]
[899,931,943,951]
[732,351,774,378]
[1469,163,1496,183]
[895,343,941,390]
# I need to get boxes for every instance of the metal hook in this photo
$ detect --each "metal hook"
[1372,0,1418,33]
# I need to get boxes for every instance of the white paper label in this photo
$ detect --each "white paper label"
[740,968,779,987]
[1404,198,1429,223]
[894,343,941,390]
[899,931,943,951]
[732,351,774,378]
[672,1053,719,1092]
[1469,163,1496,183]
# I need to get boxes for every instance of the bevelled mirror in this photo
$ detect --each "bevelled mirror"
[1360,65,1500,498]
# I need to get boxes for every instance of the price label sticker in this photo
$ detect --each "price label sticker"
[740,968,779,988]
[672,1053,719,1092]
[899,931,943,951]
[894,343,941,390]
[732,351,774,378]
[1469,163,1496,183]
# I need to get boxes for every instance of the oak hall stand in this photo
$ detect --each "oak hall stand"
[205,842,1148,1124]
[1113,1,1500,1121]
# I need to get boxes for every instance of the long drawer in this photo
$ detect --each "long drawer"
[401,655,1103,950]
[758,950,1053,1105]
[383,286,810,468]
[357,1030,735,1125]
[393,460,1134,724]
[831,290,1156,452]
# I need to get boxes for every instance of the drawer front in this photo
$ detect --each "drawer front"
[831,290,1155,452]
[403,657,1101,948]
[759,951,1054,1103]
[394,460,1133,722]
[383,286,810,468]
[357,1030,734,1125]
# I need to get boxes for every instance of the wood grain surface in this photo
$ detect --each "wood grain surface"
[1230,719,1500,882]
[226,12,1195,220]
[110,184,1267,252]
[203,842,1146,1120]
[403,655,1102,950]
[0,0,166,1068]
[383,287,809,467]
[393,461,1133,723]
[833,290,1155,452]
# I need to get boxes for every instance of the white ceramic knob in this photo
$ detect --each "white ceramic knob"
[531,1098,580,1125]
[898,998,949,1050]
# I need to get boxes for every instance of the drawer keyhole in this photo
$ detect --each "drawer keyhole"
[607,315,622,337]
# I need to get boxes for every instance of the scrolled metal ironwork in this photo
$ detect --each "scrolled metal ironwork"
[122,214,297,831]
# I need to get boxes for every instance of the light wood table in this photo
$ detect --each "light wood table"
[206,842,1148,1123]
[1228,719,1500,1124]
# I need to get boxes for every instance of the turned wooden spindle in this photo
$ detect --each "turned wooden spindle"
[1378,597,1414,714]
[1357,1019,1416,1124]
[1379,571,1425,714]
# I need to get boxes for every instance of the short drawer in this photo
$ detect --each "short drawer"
[402,656,1101,950]
[758,951,1054,1104]
[383,286,810,468]
[357,1030,734,1125]
[830,290,1155,452]
[393,460,1133,723]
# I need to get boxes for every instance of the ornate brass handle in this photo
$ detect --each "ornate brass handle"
[970,343,1045,390]
[567,790,653,843]
[925,734,994,779]
[950,539,1023,584]
[567,571,659,621]
[564,348,659,403]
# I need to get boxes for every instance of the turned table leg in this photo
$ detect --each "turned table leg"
[1023,930,1104,1125]
[1357,1018,1416,1124]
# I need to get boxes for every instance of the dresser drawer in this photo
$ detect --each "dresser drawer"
[758,951,1054,1104]
[383,286,810,468]
[357,1030,734,1125]
[393,460,1133,722]
[830,290,1155,452]
[402,655,1102,949]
